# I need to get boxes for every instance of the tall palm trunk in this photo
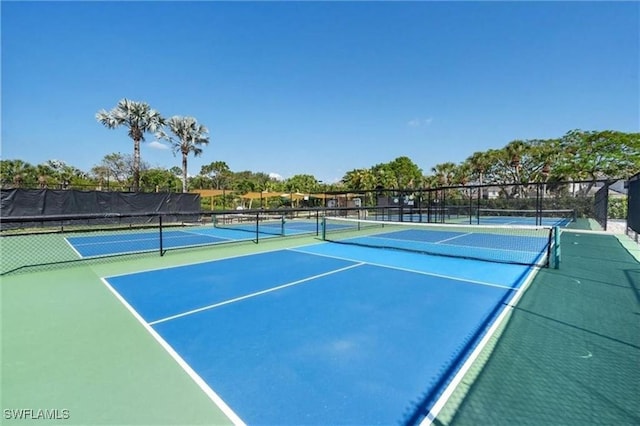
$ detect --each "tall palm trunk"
[182,151,188,193]
[131,125,143,192]
[133,138,141,192]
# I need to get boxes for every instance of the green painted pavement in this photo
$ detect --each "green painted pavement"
[3,225,639,425]
[437,230,640,425]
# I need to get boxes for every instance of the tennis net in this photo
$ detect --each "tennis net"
[213,213,285,236]
[476,208,575,226]
[321,216,558,267]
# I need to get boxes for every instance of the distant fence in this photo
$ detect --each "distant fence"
[593,182,610,230]
[0,189,200,229]
[0,207,332,275]
[340,180,609,227]
[628,173,640,241]
[0,179,626,274]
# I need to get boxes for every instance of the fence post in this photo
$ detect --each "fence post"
[553,226,561,269]
[627,173,640,238]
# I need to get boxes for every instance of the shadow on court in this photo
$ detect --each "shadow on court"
[436,231,640,426]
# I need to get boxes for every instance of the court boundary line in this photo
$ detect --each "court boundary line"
[148,262,365,326]
[68,229,233,248]
[71,230,262,260]
[287,248,517,291]
[419,250,542,425]
[172,228,238,241]
[102,241,328,279]
[435,232,474,244]
[99,277,246,426]
[366,234,544,255]
[325,215,552,231]
[63,236,84,258]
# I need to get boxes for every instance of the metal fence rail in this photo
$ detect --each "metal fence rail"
[627,173,640,241]
[0,178,623,274]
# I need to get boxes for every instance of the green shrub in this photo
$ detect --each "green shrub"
[608,197,627,219]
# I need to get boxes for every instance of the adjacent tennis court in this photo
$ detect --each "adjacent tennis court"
[372,207,575,228]
[64,218,327,258]
[102,220,547,424]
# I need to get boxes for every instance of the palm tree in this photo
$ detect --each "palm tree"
[342,168,375,191]
[96,99,165,191]
[6,160,33,188]
[505,140,527,182]
[35,164,54,189]
[157,116,210,193]
[431,162,457,187]
[467,151,492,186]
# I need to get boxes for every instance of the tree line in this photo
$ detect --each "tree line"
[344,130,639,195]
[1,97,638,196]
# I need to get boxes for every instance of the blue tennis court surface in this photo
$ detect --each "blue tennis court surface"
[67,229,230,257]
[477,216,572,227]
[370,212,573,228]
[103,235,540,424]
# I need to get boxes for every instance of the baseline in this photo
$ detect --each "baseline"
[99,277,245,426]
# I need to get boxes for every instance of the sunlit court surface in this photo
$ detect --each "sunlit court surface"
[101,221,547,425]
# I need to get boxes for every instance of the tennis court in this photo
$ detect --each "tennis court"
[474,209,575,227]
[101,220,547,424]
[371,208,575,228]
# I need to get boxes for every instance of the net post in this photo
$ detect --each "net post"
[476,186,481,225]
[441,189,446,224]
[536,183,541,226]
[159,214,165,256]
[552,226,561,269]
[255,212,259,244]
[321,216,327,240]
[469,187,473,225]
[281,214,286,236]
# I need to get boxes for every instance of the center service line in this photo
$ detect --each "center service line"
[149,262,365,326]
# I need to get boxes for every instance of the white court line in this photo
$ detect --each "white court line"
[287,248,516,291]
[103,245,307,279]
[71,230,232,248]
[360,234,544,254]
[172,228,235,240]
[63,236,84,258]
[69,228,245,260]
[148,262,365,326]
[100,278,246,426]
[435,232,473,244]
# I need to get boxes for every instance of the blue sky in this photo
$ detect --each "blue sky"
[2,1,638,183]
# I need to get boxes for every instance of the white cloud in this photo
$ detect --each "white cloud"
[269,172,283,181]
[148,141,169,150]
[407,117,433,127]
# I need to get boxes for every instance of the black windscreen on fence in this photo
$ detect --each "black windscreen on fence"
[593,182,609,230]
[628,173,640,234]
[0,189,200,230]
